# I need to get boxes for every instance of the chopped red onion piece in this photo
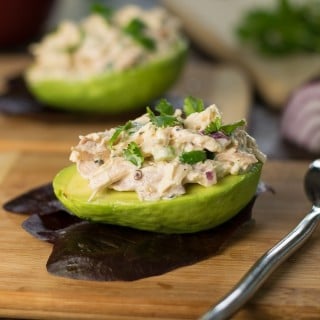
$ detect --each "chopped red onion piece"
[206,171,214,181]
[210,131,229,140]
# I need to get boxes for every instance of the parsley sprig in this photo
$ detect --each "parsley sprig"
[204,117,222,134]
[123,18,156,51]
[91,3,113,21]
[108,121,133,147]
[183,96,205,116]
[155,98,175,115]
[204,118,245,136]
[179,150,207,165]
[147,99,180,128]
[219,120,246,135]
[124,142,144,167]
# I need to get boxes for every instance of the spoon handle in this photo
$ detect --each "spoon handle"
[200,206,320,320]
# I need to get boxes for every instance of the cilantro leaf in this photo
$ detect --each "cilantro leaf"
[146,106,157,122]
[204,119,245,136]
[124,142,144,167]
[155,99,174,115]
[183,96,204,116]
[220,120,246,135]
[204,117,222,134]
[179,150,207,165]
[124,17,145,33]
[123,18,155,51]
[152,115,180,128]
[91,3,113,21]
[147,107,180,128]
[108,121,132,147]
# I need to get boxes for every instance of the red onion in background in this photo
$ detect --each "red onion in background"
[281,82,320,153]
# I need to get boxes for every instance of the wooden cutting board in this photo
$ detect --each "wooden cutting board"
[163,0,320,108]
[0,152,319,319]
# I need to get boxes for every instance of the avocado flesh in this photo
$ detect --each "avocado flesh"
[53,163,262,234]
[25,40,187,113]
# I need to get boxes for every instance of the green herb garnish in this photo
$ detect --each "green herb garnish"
[123,18,156,51]
[220,120,246,135]
[183,96,205,116]
[155,98,175,115]
[204,117,222,134]
[147,106,180,128]
[124,142,144,167]
[109,121,133,147]
[236,0,320,56]
[204,118,245,136]
[91,2,113,21]
[179,150,207,165]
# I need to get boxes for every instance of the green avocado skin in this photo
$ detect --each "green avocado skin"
[53,163,262,234]
[25,41,187,113]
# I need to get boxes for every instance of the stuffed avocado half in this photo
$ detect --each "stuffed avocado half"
[53,162,262,233]
[53,97,266,233]
[25,5,187,113]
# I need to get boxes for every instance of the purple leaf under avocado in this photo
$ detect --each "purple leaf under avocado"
[46,200,254,281]
[3,183,64,215]
[22,211,82,243]
[3,183,263,281]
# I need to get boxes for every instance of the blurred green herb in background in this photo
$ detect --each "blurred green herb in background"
[123,18,156,51]
[236,0,320,56]
[91,2,113,21]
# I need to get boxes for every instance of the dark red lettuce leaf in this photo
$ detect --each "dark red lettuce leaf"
[3,183,64,214]
[46,201,254,281]
[4,183,82,242]
[3,183,260,281]
[22,212,82,243]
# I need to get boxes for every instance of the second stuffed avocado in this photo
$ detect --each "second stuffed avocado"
[26,41,187,113]
[53,97,266,233]
[25,5,187,113]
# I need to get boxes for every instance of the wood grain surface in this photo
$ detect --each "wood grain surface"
[0,51,319,320]
[0,153,319,320]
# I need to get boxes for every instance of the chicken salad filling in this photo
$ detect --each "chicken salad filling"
[28,4,183,82]
[70,97,266,201]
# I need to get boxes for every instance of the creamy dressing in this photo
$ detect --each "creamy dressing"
[70,103,266,201]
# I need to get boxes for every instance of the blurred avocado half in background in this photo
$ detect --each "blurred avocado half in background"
[25,4,188,114]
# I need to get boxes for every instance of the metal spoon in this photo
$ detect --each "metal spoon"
[200,159,320,320]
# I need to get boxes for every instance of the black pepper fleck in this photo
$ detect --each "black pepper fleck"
[134,170,143,180]
[94,159,105,166]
